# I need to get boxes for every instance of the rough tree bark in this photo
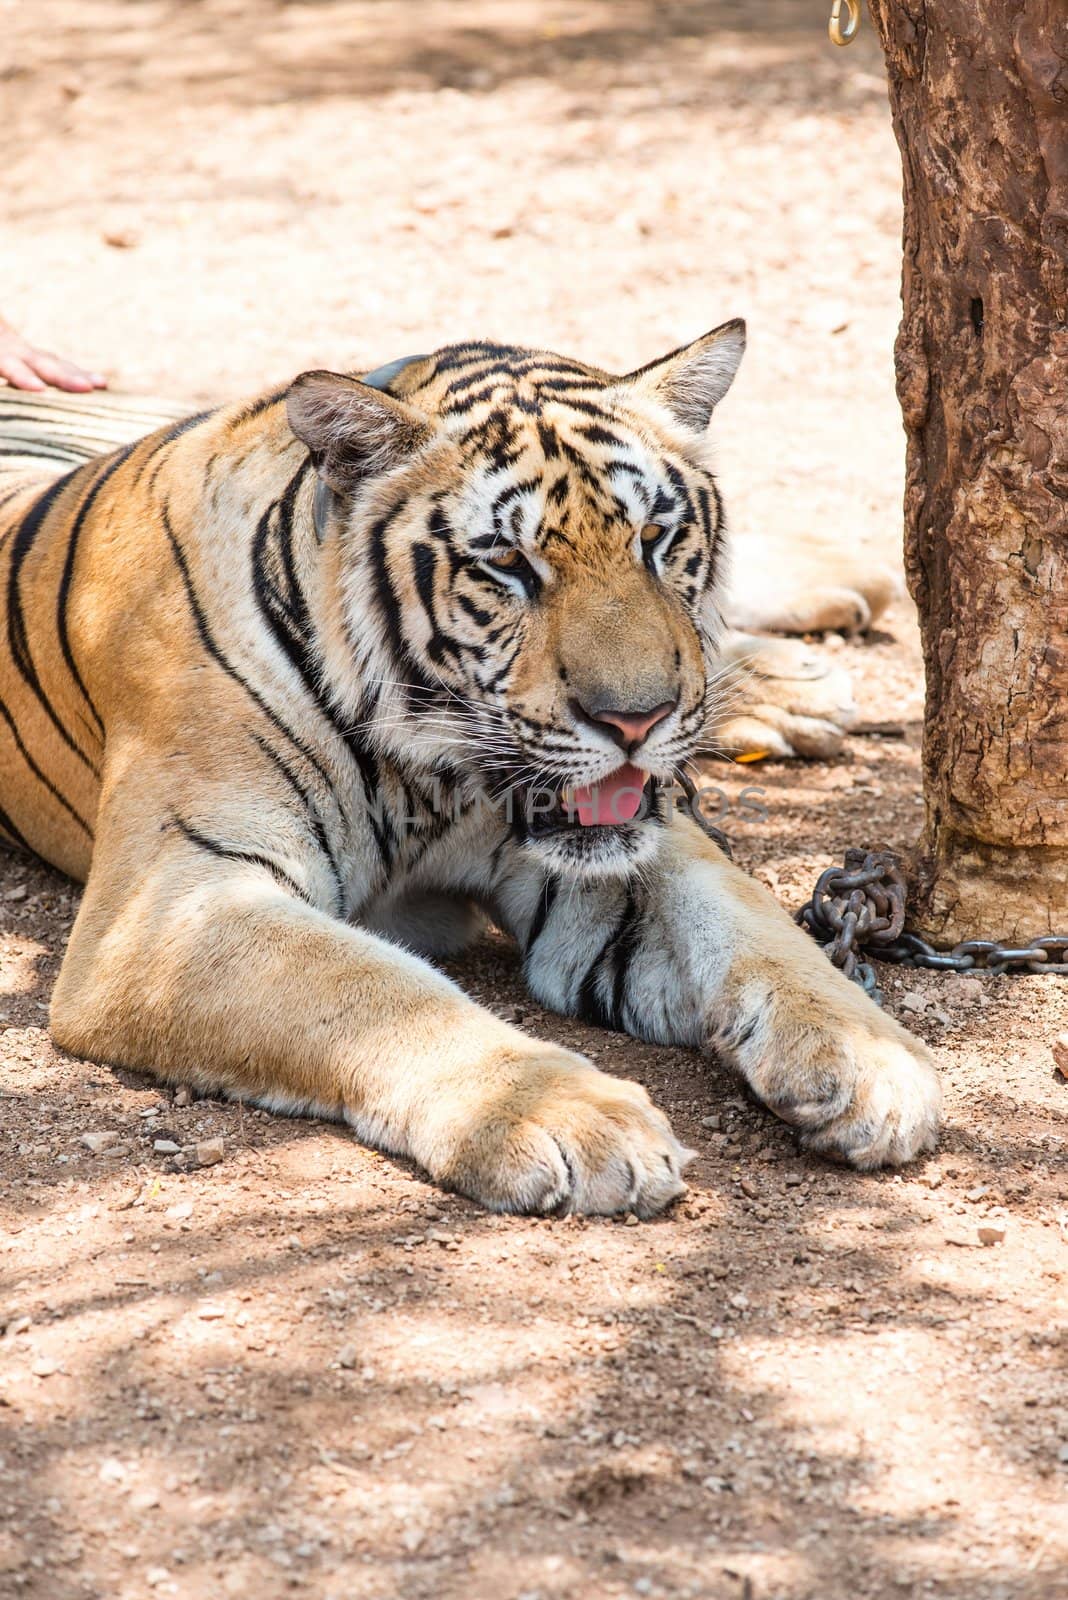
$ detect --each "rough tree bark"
[868,0,1068,944]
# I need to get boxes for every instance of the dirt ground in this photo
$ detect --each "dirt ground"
[2,4,1067,1599]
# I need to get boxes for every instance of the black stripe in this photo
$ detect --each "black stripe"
[0,692,92,836]
[227,388,287,429]
[275,463,309,619]
[250,468,395,865]
[432,342,527,375]
[250,731,345,915]
[663,461,695,522]
[160,500,337,792]
[536,421,560,460]
[577,923,620,1028]
[155,408,215,443]
[555,436,603,490]
[0,800,42,859]
[5,468,100,764]
[456,591,493,627]
[441,374,507,408]
[575,422,625,449]
[172,813,311,902]
[531,376,605,396]
[477,641,522,696]
[367,503,443,717]
[524,875,558,954]
[56,444,139,740]
[609,890,644,1029]
[576,892,641,1031]
[490,476,539,523]
[132,411,216,496]
[410,542,462,672]
[556,396,616,421]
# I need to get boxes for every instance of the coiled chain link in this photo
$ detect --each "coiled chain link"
[795,848,1068,1005]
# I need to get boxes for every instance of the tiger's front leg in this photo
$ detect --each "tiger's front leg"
[50,772,689,1218]
[507,816,941,1168]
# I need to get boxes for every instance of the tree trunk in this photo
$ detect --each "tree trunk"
[868,0,1068,945]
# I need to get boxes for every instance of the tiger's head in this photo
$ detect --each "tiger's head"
[287,325,745,879]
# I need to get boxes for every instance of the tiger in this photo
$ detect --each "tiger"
[0,325,941,1216]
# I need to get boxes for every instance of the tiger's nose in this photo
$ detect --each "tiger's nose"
[574,698,677,753]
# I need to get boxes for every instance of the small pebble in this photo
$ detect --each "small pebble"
[194,1138,225,1168]
[739,1178,760,1200]
[900,990,928,1014]
[173,1087,192,1107]
[337,1344,358,1369]
[978,1224,1006,1246]
[31,1357,58,1378]
[3,884,28,902]
[1053,1033,1068,1079]
[80,1131,119,1155]
[700,1115,722,1131]
[943,975,984,1008]
[153,1139,180,1155]
[623,1212,640,1227]
[197,1304,226,1321]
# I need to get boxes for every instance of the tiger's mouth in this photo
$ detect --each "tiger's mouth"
[519,763,658,842]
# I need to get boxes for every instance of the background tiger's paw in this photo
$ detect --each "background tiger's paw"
[713,635,858,760]
[439,1054,692,1218]
[740,1006,942,1170]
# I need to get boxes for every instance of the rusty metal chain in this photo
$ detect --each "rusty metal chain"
[795,849,906,1002]
[794,848,1068,1005]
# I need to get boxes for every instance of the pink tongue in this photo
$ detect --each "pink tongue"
[567,763,647,827]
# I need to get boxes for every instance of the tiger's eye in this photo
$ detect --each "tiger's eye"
[640,524,663,546]
[490,547,522,568]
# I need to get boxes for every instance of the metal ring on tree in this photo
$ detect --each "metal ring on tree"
[829,0,861,46]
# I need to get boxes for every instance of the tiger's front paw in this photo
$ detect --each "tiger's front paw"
[438,1052,692,1218]
[724,992,941,1169]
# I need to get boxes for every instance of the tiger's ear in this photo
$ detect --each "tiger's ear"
[286,370,434,494]
[621,319,746,433]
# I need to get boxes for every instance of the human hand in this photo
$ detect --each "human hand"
[0,318,106,392]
